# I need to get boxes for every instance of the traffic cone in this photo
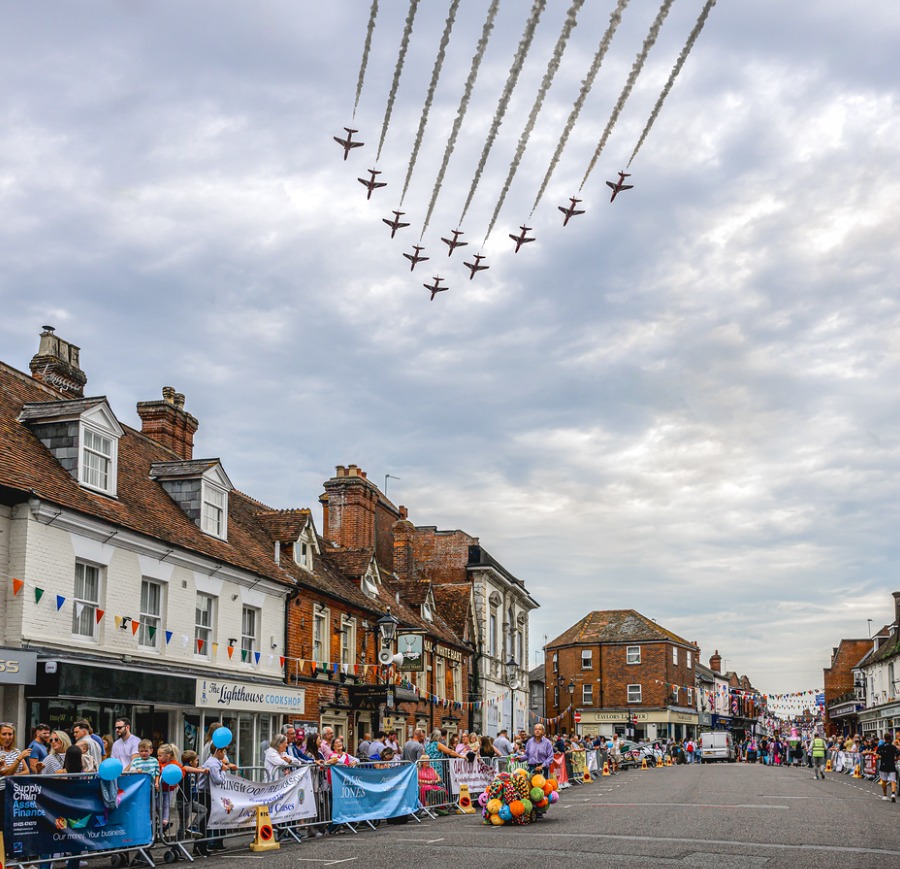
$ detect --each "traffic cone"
[641,757,648,770]
[666,755,673,767]
[825,758,832,772]
[852,764,862,779]
[602,761,610,777]
[583,767,592,783]
[457,783,476,813]
[249,805,280,852]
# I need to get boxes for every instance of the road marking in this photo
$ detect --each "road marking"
[393,837,445,844]
[222,858,264,861]
[585,802,788,810]
[294,860,358,866]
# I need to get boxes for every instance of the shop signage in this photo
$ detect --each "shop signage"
[196,679,305,715]
[397,633,424,671]
[0,649,37,685]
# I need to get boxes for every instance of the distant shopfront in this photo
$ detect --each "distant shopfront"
[26,659,304,767]
[579,708,699,741]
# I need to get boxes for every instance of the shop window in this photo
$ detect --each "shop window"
[72,562,100,639]
[138,579,162,649]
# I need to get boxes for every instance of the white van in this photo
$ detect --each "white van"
[699,731,735,762]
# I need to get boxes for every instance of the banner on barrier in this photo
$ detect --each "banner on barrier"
[4,774,152,860]
[330,764,419,824]
[447,756,495,795]
[209,768,316,830]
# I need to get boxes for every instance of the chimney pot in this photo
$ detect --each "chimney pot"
[174,392,185,409]
[30,327,87,397]
[162,386,176,404]
[136,389,199,460]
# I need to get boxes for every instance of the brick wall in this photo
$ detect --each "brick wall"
[411,527,474,583]
[823,638,871,731]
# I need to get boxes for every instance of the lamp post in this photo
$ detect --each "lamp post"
[566,678,576,735]
[506,655,519,735]
[377,608,399,646]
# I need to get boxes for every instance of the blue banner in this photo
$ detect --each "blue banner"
[330,763,419,825]
[4,774,153,860]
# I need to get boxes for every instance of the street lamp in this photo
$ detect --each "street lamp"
[506,655,519,735]
[566,678,576,734]
[377,608,400,645]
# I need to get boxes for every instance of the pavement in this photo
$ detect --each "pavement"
[185,763,900,869]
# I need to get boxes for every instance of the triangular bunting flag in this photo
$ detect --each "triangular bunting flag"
[96,609,105,624]
[212,643,219,657]
[228,646,235,659]
[115,616,123,630]
[148,625,156,640]
[56,595,65,611]
[197,638,205,653]
[73,602,84,619]
[254,651,261,665]
[35,588,44,604]
[279,656,285,667]
[241,649,248,663]
[165,631,173,645]
[131,620,140,636]
[12,578,24,596]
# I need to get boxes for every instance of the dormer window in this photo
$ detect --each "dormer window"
[293,530,316,571]
[202,482,227,539]
[362,570,378,598]
[20,397,123,498]
[422,601,433,622]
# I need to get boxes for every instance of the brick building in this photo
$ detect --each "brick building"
[823,637,876,735]
[545,610,700,741]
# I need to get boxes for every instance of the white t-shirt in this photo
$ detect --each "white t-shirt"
[0,747,27,789]
[111,733,142,766]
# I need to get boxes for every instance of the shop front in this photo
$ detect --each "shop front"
[580,708,698,742]
[0,648,38,733]
[26,658,304,768]
[859,702,900,737]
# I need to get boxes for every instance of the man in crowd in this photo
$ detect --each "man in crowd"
[357,732,372,760]
[73,719,103,769]
[367,730,387,759]
[282,725,303,760]
[402,729,425,763]
[111,717,141,766]
[876,731,899,801]
[320,726,334,760]
[27,723,51,772]
[493,728,515,757]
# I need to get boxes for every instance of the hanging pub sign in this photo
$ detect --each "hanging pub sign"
[397,634,424,671]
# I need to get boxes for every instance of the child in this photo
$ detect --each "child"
[179,751,207,841]
[127,739,160,785]
[157,743,181,834]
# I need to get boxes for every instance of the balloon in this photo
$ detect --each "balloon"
[490,814,505,826]
[549,790,559,803]
[531,774,546,788]
[487,799,502,815]
[530,787,545,802]
[521,799,533,815]
[478,791,489,807]
[509,800,525,817]
[499,804,512,821]
[543,782,553,795]
[98,758,123,781]
[536,798,549,808]
[212,727,233,748]
[161,764,184,786]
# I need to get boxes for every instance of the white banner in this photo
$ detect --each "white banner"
[447,756,495,796]
[208,768,317,829]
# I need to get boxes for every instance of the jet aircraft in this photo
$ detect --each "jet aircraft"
[509,225,536,253]
[403,245,429,271]
[463,254,489,280]
[333,128,364,160]
[440,229,468,256]
[606,171,634,202]
[382,210,410,238]
[358,168,387,200]
[424,276,448,301]
[558,197,585,226]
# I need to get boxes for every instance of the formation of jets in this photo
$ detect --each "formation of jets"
[606,171,634,202]
[335,127,636,300]
[441,229,468,256]
[358,168,386,200]
[423,276,448,301]
[382,210,410,238]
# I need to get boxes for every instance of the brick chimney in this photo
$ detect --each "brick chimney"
[320,464,379,549]
[393,506,415,581]
[893,591,900,631]
[136,386,199,460]
[709,650,722,673]
[29,326,87,397]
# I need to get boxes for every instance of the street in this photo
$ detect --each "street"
[197,763,900,869]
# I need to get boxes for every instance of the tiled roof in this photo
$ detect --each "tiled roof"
[325,548,375,577]
[528,663,545,683]
[18,396,108,421]
[381,576,469,652]
[432,583,472,639]
[254,508,312,543]
[547,610,699,649]
[149,459,223,479]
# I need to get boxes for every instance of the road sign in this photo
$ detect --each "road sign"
[573,711,582,723]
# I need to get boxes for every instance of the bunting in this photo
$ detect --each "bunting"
[12,578,24,596]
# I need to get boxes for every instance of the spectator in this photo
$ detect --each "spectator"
[0,723,31,832]
[326,736,357,767]
[402,729,425,763]
[357,732,372,759]
[265,734,300,781]
[367,731,387,759]
[72,720,102,769]
[111,717,141,766]
[126,739,160,784]
[320,726,335,760]
[200,722,224,765]
[27,723,51,772]
[493,729,515,757]
[37,730,71,775]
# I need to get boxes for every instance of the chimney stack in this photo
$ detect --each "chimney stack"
[136,386,199,460]
[709,650,722,674]
[893,591,900,631]
[29,326,87,397]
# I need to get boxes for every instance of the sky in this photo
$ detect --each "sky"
[2,1,899,695]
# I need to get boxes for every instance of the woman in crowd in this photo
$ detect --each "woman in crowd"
[264,734,301,781]
[200,722,224,764]
[326,736,357,767]
[37,730,71,775]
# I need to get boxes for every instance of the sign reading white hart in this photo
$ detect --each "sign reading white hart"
[209,768,317,829]
[447,756,496,795]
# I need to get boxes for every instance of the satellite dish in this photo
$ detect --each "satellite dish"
[378,648,394,665]
[392,652,405,666]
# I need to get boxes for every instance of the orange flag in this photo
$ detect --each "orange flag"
[12,578,24,596]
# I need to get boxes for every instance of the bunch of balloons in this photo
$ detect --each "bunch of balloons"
[478,769,559,826]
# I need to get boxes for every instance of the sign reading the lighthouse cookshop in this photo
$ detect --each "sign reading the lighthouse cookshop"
[196,679,306,715]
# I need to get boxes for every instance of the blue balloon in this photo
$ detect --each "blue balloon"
[499,804,512,821]
[98,758,123,781]
[161,764,184,786]
[212,726,233,749]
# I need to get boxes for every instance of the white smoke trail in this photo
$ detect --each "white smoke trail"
[627,0,717,167]
[376,0,421,162]
[579,0,676,191]
[483,0,585,244]
[400,0,462,206]
[458,0,547,226]
[530,0,631,215]
[353,0,379,120]
[420,0,501,240]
